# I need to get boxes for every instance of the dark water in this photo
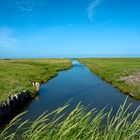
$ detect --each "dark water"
[2,59,139,135]
[17,59,140,124]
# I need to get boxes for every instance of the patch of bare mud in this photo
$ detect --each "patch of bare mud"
[120,72,140,86]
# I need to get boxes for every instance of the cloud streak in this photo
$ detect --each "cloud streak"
[15,0,35,12]
[87,0,101,22]
[7,0,46,16]
[0,27,19,49]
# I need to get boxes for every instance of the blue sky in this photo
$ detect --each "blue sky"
[0,0,140,58]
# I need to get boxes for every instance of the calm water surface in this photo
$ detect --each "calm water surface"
[18,60,140,123]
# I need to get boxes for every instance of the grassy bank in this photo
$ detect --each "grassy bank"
[1,101,140,140]
[0,59,72,102]
[78,58,140,99]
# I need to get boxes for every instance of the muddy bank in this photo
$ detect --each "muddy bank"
[0,82,40,125]
[120,72,140,86]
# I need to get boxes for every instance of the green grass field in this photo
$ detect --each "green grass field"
[0,59,71,102]
[78,58,140,99]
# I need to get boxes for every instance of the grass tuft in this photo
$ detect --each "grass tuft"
[1,100,140,140]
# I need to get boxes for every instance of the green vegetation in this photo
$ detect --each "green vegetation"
[1,100,140,140]
[78,58,140,99]
[0,59,71,102]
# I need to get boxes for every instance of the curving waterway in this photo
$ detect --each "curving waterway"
[16,59,140,124]
[2,59,140,135]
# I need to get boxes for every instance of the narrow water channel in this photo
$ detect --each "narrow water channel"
[2,59,140,134]
[18,59,140,123]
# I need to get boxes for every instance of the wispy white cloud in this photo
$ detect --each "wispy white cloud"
[15,0,35,12]
[87,0,101,22]
[7,0,46,16]
[0,27,19,49]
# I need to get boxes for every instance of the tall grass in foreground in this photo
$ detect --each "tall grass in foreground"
[1,101,140,140]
